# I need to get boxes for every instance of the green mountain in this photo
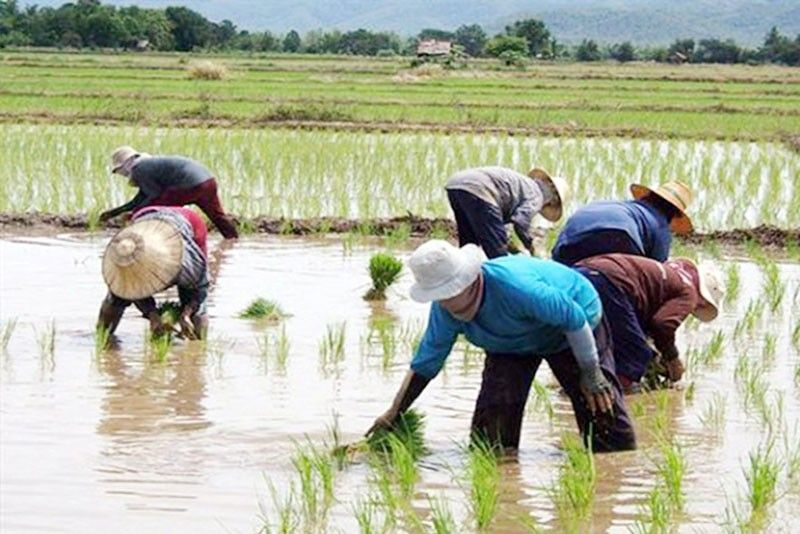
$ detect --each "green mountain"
[21,0,800,45]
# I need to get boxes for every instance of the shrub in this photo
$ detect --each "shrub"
[364,252,403,301]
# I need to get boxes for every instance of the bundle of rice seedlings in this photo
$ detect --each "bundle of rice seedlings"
[239,298,289,321]
[187,61,228,80]
[367,409,427,460]
[364,252,403,301]
[157,300,182,327]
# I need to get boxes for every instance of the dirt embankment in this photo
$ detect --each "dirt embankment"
[1,212,797,248]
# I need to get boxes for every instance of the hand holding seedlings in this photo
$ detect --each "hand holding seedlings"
[579,364,615,414]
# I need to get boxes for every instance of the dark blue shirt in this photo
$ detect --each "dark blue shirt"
[552,200,672,262]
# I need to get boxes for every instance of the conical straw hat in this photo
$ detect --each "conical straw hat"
[102,219,183,300]
[528,167,570,222]
[630,180,694,234]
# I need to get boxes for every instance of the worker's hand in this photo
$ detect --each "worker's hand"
[665,357,685,382]
[507,240,521,254]
[99,211,113,222]
[579,364,615,415]
[527,243,538,257]
[365,409,398,437]
[179,309,198,340]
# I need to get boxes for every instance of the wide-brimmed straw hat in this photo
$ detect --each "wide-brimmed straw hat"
[671,257,725,322]
[408,240,486,303]
[528,168,570,222]
[110,146,146,173]
[630,180,693,234]
[102,219,184,300]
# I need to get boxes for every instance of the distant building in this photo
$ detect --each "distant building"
[135,39,150,52]
[416,39,452,58]
[669,51,688,64]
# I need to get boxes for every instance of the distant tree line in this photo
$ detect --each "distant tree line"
[1,0,798,65]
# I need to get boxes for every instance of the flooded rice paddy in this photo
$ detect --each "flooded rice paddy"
[1,233,799,532]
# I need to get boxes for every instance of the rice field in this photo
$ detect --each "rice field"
[1,124,798,231]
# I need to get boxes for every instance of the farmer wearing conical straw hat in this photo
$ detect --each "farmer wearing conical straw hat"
[552,181,693,265]
[575,254,726,393]
[367,240,636,453]
[97,206,210,340]
[100,146,239,239]
[445,167,569,258]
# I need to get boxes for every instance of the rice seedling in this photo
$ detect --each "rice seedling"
[683,381,695,402]
[383,223,412,249]
[631,484,671,534]
[367,409,427,460]
[292,442,335,527]
[735,355,768,412]
[239,298,289,321]
[35,319,56,359]
[466,438,500,531]
[698,329,724,366]
[791,321,800,351]
[655,438,686,511]
[762,333,776,362]
[94,324,111,355]
[743,441,780,528]
[157,300,182,328]
[352,496,380,534]
[258,479,300,534]
[257,326,291,371]
[550,432,596,527]
[725,263,740,302]
[319,322,347,368]
[527,380,555,423]
[383,433,418,499]
[1,318,18,352]
[146,330,172,363]
[364,252,403,301]
[428,495,457,534]
[699,393,727,434]
[761,261,784,312]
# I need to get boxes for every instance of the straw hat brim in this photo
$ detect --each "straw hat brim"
[630,183,693,234]
[528,168,565,222]
[102,219,183,300]
[409,244,485,303]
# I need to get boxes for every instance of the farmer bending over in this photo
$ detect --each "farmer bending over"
[367,240,636,453]
[97,206,210,340]
[576,253,725,393]
[445,167,569,258]
[552,181,692,265]
[100,146,239,239]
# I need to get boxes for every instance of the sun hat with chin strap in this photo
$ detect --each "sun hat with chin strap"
[408,240,487,303]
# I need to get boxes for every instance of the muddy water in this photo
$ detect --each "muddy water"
[1,233,799,533]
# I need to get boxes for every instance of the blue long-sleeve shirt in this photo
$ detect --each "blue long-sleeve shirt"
[410,255,602,379]
[552,200,672,262]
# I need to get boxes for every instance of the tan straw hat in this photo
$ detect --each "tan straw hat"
[630,180,694,235]
[102,218,184,300]
[110,146,140,173]
[528,168,570,222]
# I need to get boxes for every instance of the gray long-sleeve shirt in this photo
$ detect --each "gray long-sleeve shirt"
[104,156,214,219]
[446,166,551,248]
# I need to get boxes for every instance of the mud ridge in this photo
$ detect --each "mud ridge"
[1,212,797,248]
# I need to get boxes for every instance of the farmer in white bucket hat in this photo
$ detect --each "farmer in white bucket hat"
[575,254,726,393]
[552,181,693,265]
[445,167,569,258]
[97,206,210,340]
[367,240,636,452]
[100,146,239,239]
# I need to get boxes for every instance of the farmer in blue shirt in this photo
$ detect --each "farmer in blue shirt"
[551,181,693,265]
[367,240,636,452]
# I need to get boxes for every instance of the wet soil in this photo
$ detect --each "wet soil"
[1,233,799,532]
[2,212,798,248]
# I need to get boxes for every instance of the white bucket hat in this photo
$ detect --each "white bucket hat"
[408,240,486,303]
[671,257,725,322]
[528,168,570,222]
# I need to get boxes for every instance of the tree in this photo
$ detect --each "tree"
[695,38,740,63]
[165,6,212,51]
[505,18,550,57]
[485,35,527,58]
[282,29,301,52]
[453,24,486,56]
[610,41,635,62]
[418,28,453,41]
[576,39,601,61]
[212,19,237,47]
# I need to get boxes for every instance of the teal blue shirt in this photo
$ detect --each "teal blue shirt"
[410,256,602,379]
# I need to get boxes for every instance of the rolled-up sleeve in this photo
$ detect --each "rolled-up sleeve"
[410,304,461,379]
[649,286,695,357]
